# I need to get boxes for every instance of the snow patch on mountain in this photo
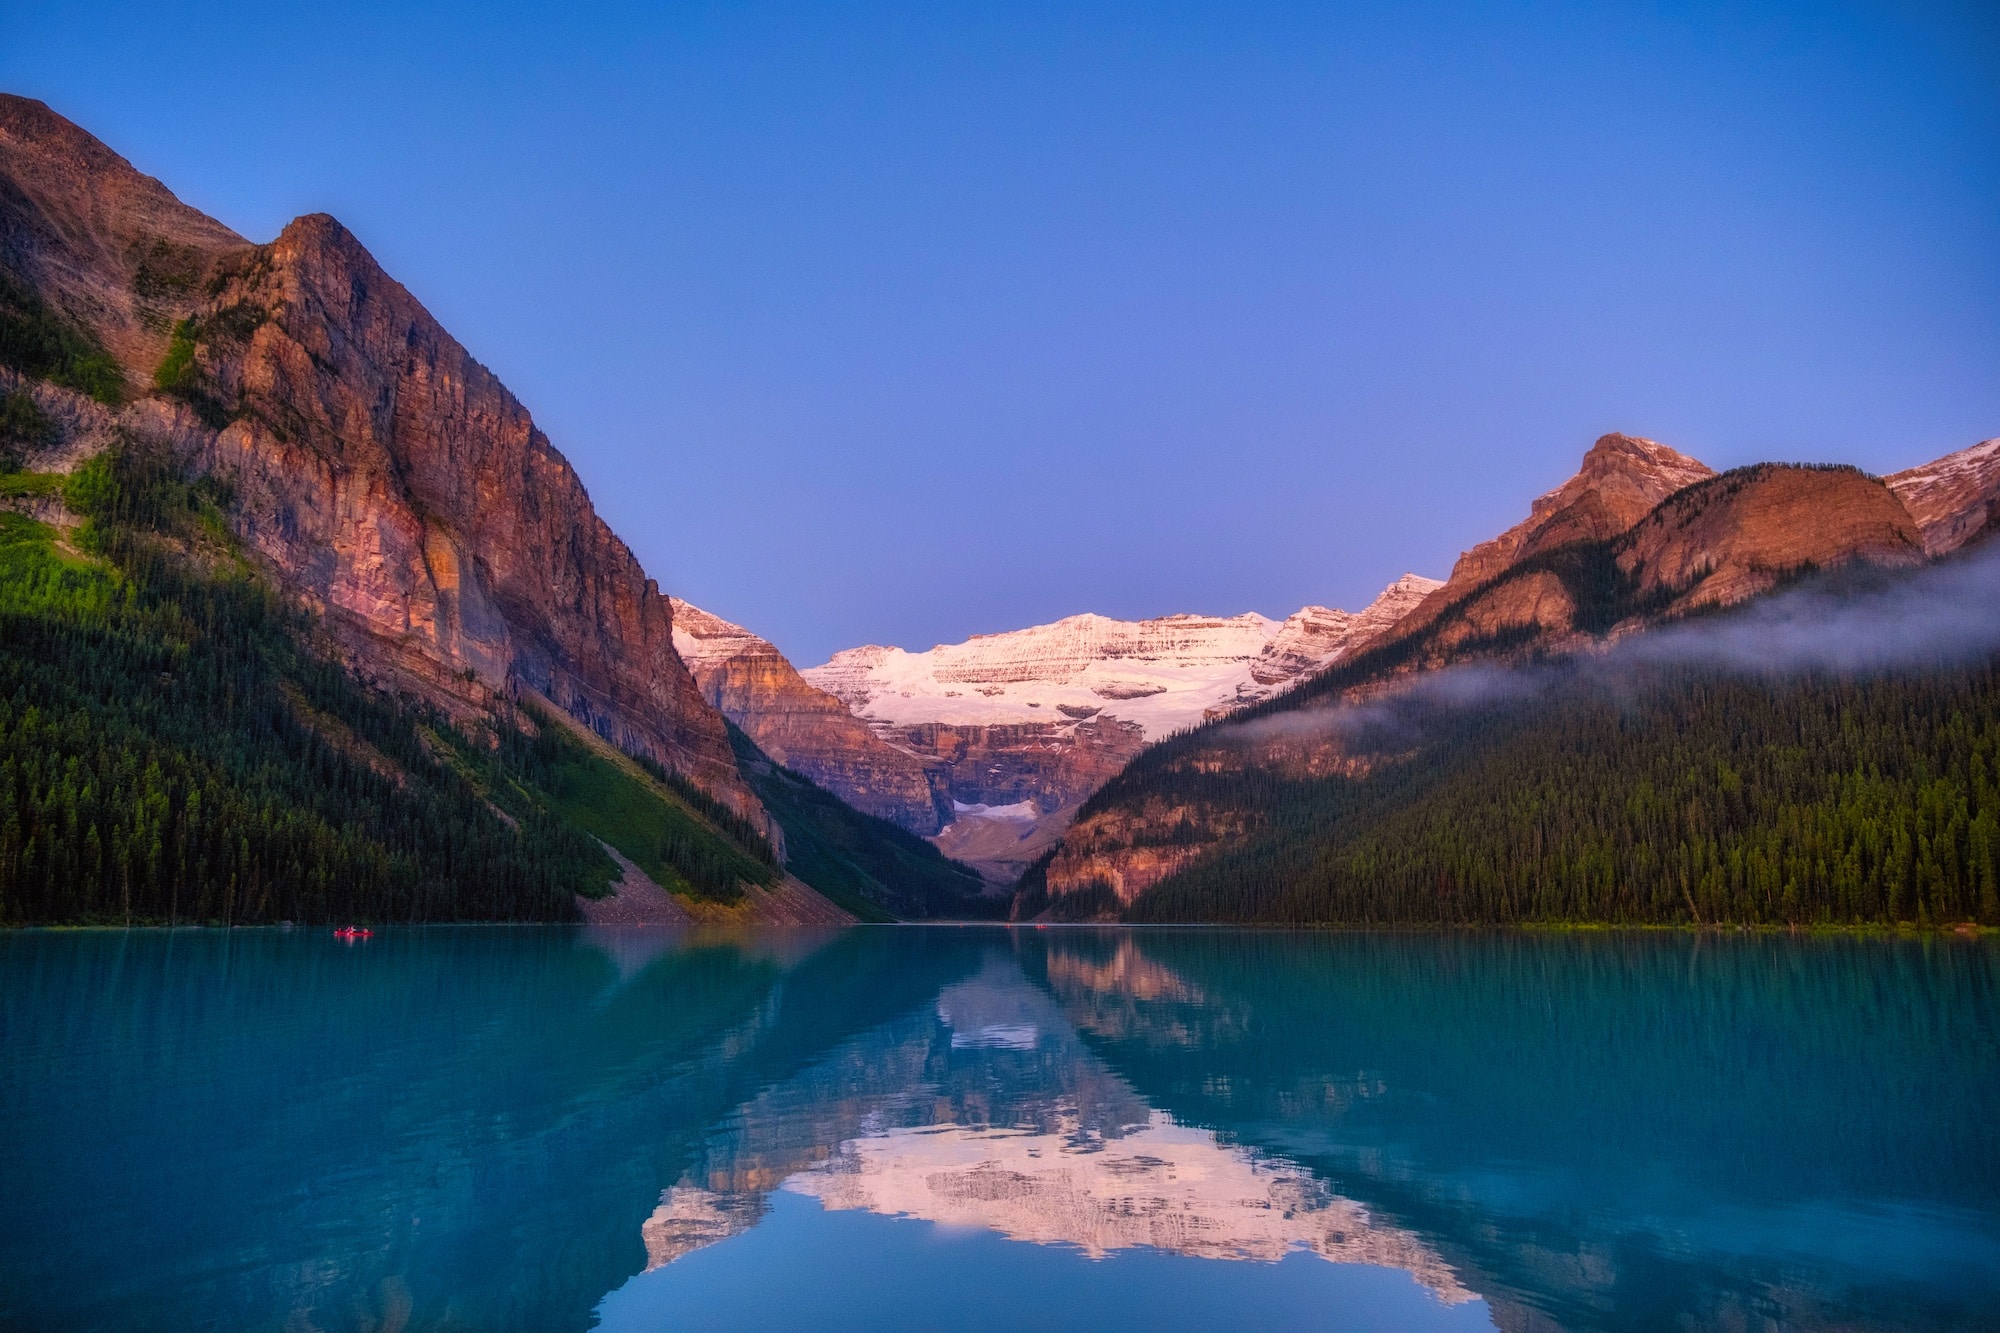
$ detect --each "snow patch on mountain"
[669,597,777,669]
[1886,437,2000,557]
[952,800,1040,821]
[802,575,1443,743]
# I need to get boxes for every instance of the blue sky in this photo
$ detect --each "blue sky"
[6,1,1997,664]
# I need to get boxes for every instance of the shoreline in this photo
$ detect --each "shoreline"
[4,918,1993,937]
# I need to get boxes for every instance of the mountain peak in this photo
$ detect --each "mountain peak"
[1567,431,1710,491]
[1527,433,1714,523]
[669,598,943,832]
[1400,434,1715,634]
[0,93,249,380]
[0,94,758,812]
[669,597,782,666]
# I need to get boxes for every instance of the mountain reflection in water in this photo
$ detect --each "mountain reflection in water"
[634,956,1472,1302]
[1,927,1995,1332]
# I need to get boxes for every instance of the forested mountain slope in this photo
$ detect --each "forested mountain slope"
[0,445,746,923]
[0,94,967,923]
[1024,438,2000,924]
[1100,643,2000,928]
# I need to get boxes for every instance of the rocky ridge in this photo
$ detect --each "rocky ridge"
[0,98,764,833]
[1390,433,1714,644]
[1886,437,2000,557]
[670,597,942,832]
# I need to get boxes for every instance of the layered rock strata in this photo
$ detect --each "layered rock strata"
[670,598,942,832]
[1886,438,2000,557]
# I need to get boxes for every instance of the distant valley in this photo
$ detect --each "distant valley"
[673,575,1441,881]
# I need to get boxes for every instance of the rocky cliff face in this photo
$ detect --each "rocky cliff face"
[0,95,754,814]
[1393,433,1714,642]
[670,598,942,832]
[1886,438,2000,557]
[1615,463,1924,609]
[1373,462,1926,668]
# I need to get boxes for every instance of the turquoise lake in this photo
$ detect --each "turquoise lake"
[2,927,1996,1331]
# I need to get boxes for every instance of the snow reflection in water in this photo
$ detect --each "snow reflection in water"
[629,953,1473,1305]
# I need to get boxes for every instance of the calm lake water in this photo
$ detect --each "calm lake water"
[2,927,1996,1331]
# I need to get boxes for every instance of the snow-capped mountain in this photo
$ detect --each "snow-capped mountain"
[790,576,1440,880]
[1886,437,2000,556]
[665,576,1441,883]
[803,574,1443,744]
[806,611,1279,740]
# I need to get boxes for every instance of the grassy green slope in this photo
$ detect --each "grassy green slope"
[0,442,776,924]
[501,703,777,905]
[727,723,999,921]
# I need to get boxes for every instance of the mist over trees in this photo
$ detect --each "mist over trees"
[1120,653,2000,927]
[1047,550,2000,928]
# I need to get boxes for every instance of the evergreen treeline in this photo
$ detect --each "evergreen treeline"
[0,443,630,924]
[727,722,1001,921]
[1121,655,2000,927]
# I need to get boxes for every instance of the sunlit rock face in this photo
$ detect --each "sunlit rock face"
[670,598,943,832]
[1613,463,1925,611]
[1400,434,1715,637]
[0,94,753,810]
[1886,437,2000,557]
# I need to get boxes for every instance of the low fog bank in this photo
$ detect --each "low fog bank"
[1225,541,2000,751]
[1628,539,2000,676]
